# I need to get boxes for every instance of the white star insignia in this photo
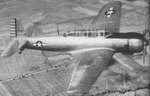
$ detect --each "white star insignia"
[33,41,46,48]
[105,7,116,18]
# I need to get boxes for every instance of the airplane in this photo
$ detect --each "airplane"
[1,1,149,96]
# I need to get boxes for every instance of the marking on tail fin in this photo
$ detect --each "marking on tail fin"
[90,1,122,33]
[105,7,116,18]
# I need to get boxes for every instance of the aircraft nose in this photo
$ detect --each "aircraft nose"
[144,39,149,46]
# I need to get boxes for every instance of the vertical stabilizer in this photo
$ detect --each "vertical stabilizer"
[90,1,122,33]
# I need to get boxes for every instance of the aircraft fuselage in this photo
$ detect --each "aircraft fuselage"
[24,36,144,53]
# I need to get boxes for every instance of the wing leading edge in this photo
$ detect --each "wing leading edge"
[67,49,114,95]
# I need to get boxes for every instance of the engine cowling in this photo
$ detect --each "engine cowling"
[128,39,144,52]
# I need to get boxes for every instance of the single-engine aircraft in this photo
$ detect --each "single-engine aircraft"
[1,1,149,96]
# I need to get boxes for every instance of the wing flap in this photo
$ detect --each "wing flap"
[67,49,114,95]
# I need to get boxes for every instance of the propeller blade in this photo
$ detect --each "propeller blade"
[142,23,147,36]
[56,25,60,35]
[143,29,146,36]
[143,45,146,64]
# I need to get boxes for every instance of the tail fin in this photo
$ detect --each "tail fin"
[2,18,39,58]
[90,1,122,33]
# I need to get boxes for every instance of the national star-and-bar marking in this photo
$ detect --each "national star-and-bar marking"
[33,41,47,48]
[105,7,116,18]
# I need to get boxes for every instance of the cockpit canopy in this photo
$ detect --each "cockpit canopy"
[63,29,111,37]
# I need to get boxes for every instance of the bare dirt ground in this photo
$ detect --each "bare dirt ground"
[0,0,149,96]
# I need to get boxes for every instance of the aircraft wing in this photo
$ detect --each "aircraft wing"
[67,48,114,95]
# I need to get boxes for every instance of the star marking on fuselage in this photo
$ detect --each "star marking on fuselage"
[33,41,46,48]
[105,7,116,18]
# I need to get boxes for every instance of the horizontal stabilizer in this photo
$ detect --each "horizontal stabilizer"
[1,38,27,58]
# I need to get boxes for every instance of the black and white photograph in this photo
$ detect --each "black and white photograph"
[0,0,149,96]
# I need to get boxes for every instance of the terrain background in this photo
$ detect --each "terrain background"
[0,0,149,96]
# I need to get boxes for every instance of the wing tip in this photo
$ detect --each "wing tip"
[113,1,122,4]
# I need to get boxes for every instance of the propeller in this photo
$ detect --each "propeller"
[56,25,60,35]
[142,26,149,64]
[143,44,146,64]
